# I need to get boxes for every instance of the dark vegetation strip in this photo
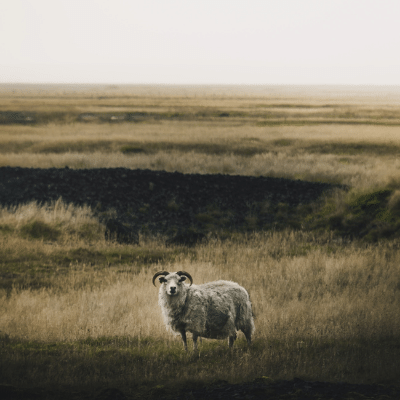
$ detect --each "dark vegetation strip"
[255,119,400,126]
[253,103,335,108]
[120,142,265,157]
[305,141,400,155]
[2,138,400,157]
[2,110,400,126]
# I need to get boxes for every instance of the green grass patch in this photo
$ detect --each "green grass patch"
[121,141,266,157]
[273,138,295,146]
[0,244,180,291]
[120,145,147,154]
[2,138,269,157]
[68,221,103,241]
[0,224,14,235]
[19,221,61,241]
[36,140,116,154]
[307,189,400,241]
[306,142,400,156]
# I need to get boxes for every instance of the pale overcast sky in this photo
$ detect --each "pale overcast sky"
[1,0,399,85]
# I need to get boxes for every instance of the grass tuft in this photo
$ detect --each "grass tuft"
[19,220,61,241]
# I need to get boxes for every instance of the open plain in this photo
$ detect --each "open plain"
[1,84,400,399]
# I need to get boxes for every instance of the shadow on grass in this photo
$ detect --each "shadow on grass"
[1,335,400,398]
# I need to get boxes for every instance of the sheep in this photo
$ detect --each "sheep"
[152,270,255,350]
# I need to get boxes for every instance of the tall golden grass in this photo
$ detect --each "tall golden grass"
[3,233,399,344]
[0,201,399,388]
[1,122,400,189]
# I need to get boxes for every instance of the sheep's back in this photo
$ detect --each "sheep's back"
[186,281,250,337]
[196,280,249,299]
[192,280,250,318]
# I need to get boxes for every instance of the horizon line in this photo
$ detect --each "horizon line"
[2,82,400,87]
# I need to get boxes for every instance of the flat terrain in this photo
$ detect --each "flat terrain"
[2,84,400,189]
[0,84,400,399]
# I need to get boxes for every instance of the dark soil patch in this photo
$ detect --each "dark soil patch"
[1,378,400,399]
[0,167,340,236]
[172,378,400,400]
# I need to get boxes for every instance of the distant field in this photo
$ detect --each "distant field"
[1,85,400,397]
[1,84,400,189]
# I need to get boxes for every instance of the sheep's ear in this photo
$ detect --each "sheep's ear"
[159,277,167,283]
[179,276,186,282]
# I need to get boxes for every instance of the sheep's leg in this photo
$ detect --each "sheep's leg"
[180,330,188,351]
[192,333,198,351]
[228,333,237,348]
[242,328,252,346]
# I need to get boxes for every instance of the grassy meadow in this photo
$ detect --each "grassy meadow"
[2,84,400,189]
[1,84,400,396]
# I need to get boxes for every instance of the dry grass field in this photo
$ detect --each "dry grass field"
[2,84,400,189]
[1,84,400,397]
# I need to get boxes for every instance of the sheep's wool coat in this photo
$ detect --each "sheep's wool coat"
[158,280,254,339]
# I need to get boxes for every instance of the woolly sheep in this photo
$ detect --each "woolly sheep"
[152,270,255,350]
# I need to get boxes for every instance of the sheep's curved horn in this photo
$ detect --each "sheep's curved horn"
[152,271,170,286]
[176,271,193,286]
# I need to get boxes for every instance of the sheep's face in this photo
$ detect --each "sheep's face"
[159,273,187,296]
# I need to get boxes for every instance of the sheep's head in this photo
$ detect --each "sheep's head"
[152,271,193,296]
